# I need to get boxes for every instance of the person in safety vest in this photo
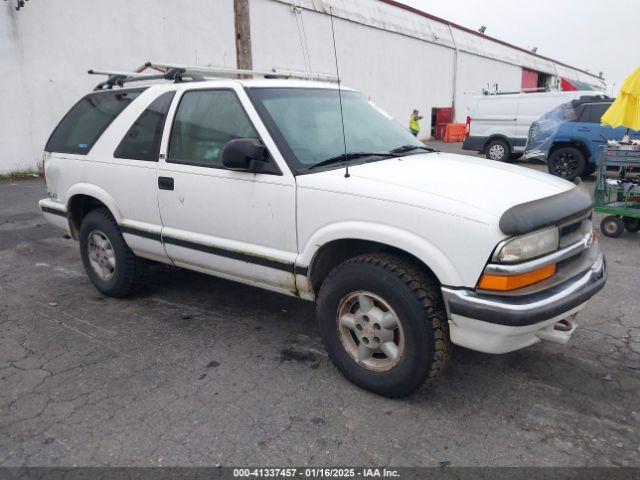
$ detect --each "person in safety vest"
[409,109,423,137]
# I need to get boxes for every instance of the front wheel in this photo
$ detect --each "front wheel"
[317,253,450,398]
[485,139,510,162]
[600,216,624,238]
[79,209,148,297]
[548,147,586,180]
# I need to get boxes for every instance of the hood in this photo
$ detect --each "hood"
[297,152,574,223]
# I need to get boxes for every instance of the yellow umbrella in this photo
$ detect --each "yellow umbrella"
[601,66,640,132]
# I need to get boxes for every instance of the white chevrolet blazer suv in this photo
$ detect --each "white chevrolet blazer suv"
[40,72,606,397]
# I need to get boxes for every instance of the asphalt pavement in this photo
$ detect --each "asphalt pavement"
[1,145,639,467]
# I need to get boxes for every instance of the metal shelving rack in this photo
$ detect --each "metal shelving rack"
[594,146,640,235]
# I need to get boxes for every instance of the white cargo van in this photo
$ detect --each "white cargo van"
[462,91,598,161]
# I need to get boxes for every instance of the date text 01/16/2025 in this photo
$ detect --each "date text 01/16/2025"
[232,468,400,478]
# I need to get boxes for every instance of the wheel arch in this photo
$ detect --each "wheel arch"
[298,223,463,296]
[548,140,590,162]
[483,134,512,152]
[65,184,124,239]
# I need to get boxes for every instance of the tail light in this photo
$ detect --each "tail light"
[465,116,471,138]
[41,152,49,183]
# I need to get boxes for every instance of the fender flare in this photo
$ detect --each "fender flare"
[65,183,125,223]
[297,221,464,286]
[484,134,513,151]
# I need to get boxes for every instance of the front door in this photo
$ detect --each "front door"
[156,85,298,294]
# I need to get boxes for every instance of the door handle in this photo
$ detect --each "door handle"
[158,176,174,190]
[577,128,591,132]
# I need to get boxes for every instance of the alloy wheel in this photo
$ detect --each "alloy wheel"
[551,152,578,178]
[87,229,116,281]
[488,144,505,160]
[336,291,405,372]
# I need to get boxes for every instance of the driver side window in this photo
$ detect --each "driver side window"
[168,89,258,168]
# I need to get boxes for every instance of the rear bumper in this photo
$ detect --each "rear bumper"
[462,136,485,151]
[39,198,70,234]
[441,245,606,353]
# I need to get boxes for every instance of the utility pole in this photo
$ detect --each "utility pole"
[234,0,253,71]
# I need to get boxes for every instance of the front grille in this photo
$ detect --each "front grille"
[559,215,592,249]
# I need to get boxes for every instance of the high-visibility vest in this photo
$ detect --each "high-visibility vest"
[409,114,420,133]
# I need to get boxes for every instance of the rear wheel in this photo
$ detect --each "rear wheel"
[485,139,510,162]
[79,209,148,296]
[623,217,640,233]
[600,216,624,238]
[317,253,450,398]
[548,147,586,180]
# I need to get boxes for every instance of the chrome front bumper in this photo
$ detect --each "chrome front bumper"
[441,243,606,353]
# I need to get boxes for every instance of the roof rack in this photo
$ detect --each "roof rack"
[88,62,338,90]
[144,62,338,83]
[482,87,550,95]
[88,67,204,91]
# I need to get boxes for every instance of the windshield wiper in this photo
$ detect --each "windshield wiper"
[308,152,393,170]
[389,144,438,154]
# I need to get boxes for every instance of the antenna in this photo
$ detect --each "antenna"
[329,6,350,179]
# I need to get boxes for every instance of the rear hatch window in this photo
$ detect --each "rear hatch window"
[45,88,145,155]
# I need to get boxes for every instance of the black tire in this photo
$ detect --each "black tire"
[317,253,450,398]
[547,147,586,180]
[509,153,523,161]
[79,209,148,297]
[600,216,624,238]
[623,217,640,233]
[485,139,510,162]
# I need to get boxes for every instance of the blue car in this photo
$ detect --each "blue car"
[525,96,640,180]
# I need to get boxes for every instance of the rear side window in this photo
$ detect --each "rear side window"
[588,103,610,123]
[45,89,145,155]
[168,89,258,168]
[114,92,175,161]
[577,103,611,123]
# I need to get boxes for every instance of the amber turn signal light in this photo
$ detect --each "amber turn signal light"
[478,264,556,291]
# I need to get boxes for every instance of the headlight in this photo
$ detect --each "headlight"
[495,226,559,263]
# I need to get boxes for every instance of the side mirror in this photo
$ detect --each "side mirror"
[222,138,267,172]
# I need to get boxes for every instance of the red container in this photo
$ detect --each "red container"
[443,123,466,143]
[435,123,447,140]
[435,107,453,125]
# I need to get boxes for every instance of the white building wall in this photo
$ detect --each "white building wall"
[251,0,454,135]
[454,52,523,122]
[0,0,235,174]
[0,0,605,174]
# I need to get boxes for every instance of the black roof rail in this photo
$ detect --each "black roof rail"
[88,68,204,91]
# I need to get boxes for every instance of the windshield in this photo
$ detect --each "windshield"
[248,88,424,171]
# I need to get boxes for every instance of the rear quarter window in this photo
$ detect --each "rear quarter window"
[114,91,175,161]
[45,88,145,155]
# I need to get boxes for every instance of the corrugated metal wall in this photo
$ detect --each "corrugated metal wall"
[0,0,605,173]
[251,0,454,130]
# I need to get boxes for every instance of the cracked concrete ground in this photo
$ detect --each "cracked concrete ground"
[0,149,639,467]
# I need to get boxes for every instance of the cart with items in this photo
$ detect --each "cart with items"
[595,145,640,237]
